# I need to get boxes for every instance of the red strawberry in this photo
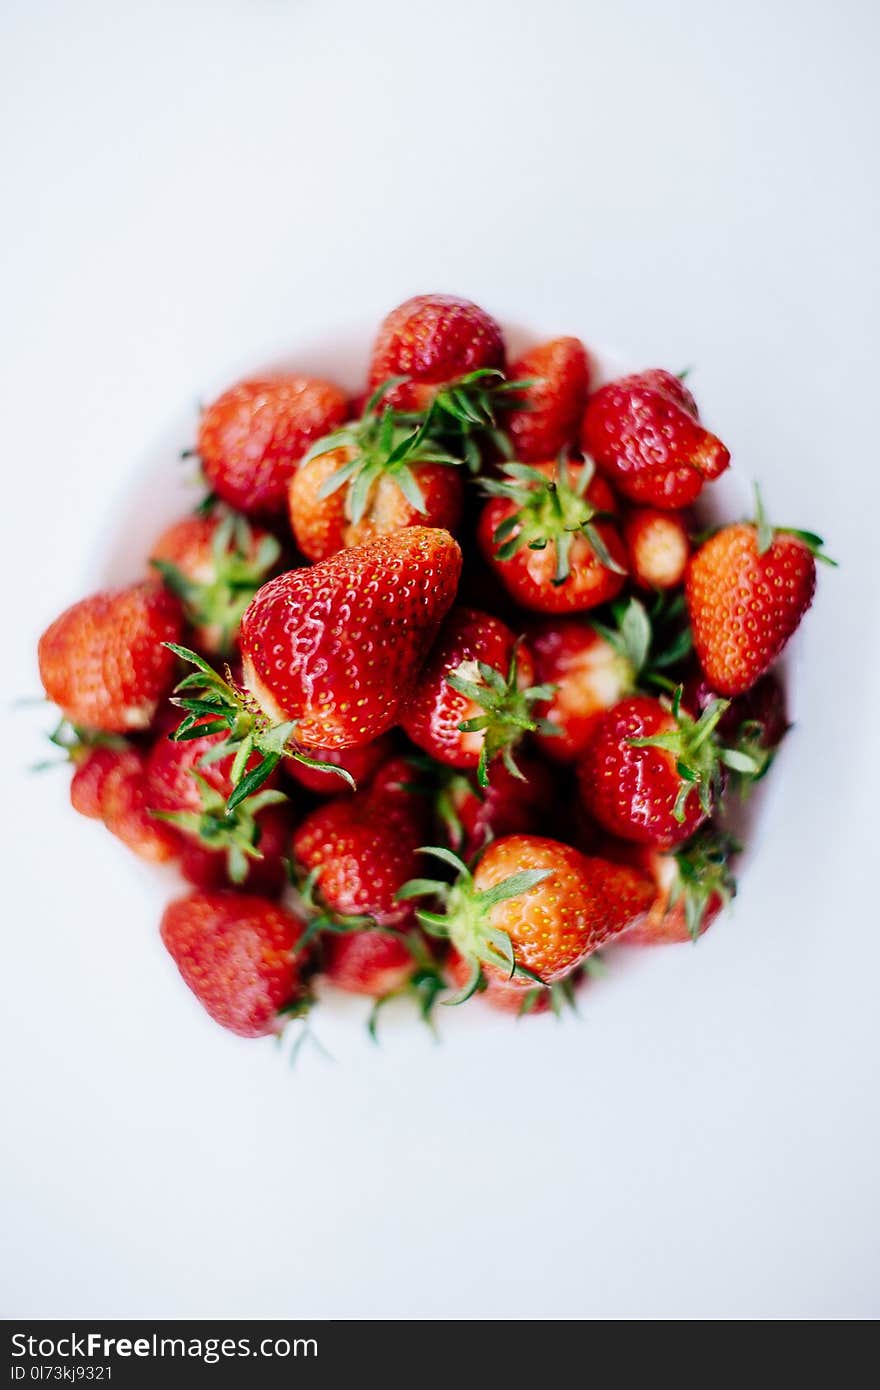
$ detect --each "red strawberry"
[145,719,289,889]
[292,756,428,929]
[282,734,394,796]
[401,607,550,784]
[289,443,462,562]
[477,458,627,613]
[603,825,738,945]
[149,509,281,656]
[160,891,310,1038]
[179,802,293,897]
[70,744,179,863]
[581,369,730,508]
[404,836,653,997]
[38,583,183,733]
[577,692,748,848]
[681,668,790,789]
[686,497,829,696]
[505,337,591,462]
[623,507,690,590]
[368,294,505,411]
[437,753,555,858]
[197,375,347,516]
[168,528,463,795]
[321,928,416,998]
[528,617,637,761]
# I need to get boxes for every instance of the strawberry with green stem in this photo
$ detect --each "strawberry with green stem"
[401,607,555,786]
[164,526,463,806]
[619,824,739,945]
[398,836,654,1004]
[149,508,281,657]
[578,687,760,848]
[477,456,627,612]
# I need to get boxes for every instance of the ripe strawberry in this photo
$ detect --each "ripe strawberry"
[505,337,591,462]
[401,607,551,785]
[368,294,505,412]
[289,403,463,561]
[581,369,730,508]
[686,494,830,696]
[197,374,348,516]
[681,668,789,790]
[38,583,183,733]
[321,928,416,998]
[292,756,428,930]
[527,617,637,761]
[435,753,555,858]
[282,734,394,796]
[179,802,293,897]
[623,507,690,589]
[477,457,627,612]
[403,837,653,998]
[604,825,738,945]
[167,527,462,796]
[149,509,281,656]
[70,744,180,863]
[577,691,754,848]
[160,891,311,1037]
[145,718,289,889]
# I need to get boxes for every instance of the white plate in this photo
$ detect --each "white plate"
[2,0,879,1320]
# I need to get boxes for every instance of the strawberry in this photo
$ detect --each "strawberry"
[38,583,183,733]
[623,507,690,590]
[477,457,627,612]
[402,837,653,999]
[70,744,180,863]
[289,386,463,561]
[505,337,591,462]
[291,756,428,930]
[577,690,755,848]
[179,802,293,897]
[434,753,555,858]
[686,492,831,696]
[604,825,738,945]
[197,374,348,516]
[368,294,505,412]
[166,526,463,796]
[682,668,789,789]
[581,369,730,508]
[149,508,281,656]
[282,734,394,796]
[321,928,416,998]
[160,891,311,1037]
[527,617,637,761]
[401,607,552,784]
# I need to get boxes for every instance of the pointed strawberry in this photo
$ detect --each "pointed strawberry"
[686,488,832,696]
[38,583,183,733]
[368,294,505,412]
[581,369,729,507]
[160,891,312,1037]
[196,374,348,515]
[149,508,281,656]
[165,526,463,800]
[505,337,591,462]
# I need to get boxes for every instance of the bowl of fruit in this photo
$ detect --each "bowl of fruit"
[35,293,832,1045]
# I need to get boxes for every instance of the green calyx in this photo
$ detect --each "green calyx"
[397,845,553,1005]
[151,510,281,656]
[592,593,694,691]
[419,368,532,473]
[483,453,626,584]
[445,639,558,788]
[670,825,740,941]
[163,644,356,810]
[34,717,127,771]
[304,377,461,524]
[152,772,287,885]
[628,686,762,823]
[752,482,837,566]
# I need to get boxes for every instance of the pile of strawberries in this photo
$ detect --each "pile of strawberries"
[36,294,831,1042]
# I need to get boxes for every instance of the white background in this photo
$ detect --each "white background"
[2,0,879,1319]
